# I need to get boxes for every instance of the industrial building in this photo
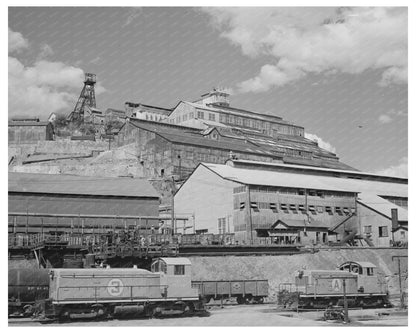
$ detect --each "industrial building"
[174,159,408,247]
[8,118,49,144]
[8,172,161,234]
[116,88,355,180]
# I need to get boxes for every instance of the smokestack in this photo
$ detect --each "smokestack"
[391,208,399,230]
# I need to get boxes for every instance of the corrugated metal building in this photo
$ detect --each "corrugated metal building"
[8,120,48,144]
[8,172,161,233]
[174,160,408,247]
[117,117,355,181]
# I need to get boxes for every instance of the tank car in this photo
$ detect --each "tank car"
[278,261,390,309]
[37,257,204,320]
[8,268,50,317]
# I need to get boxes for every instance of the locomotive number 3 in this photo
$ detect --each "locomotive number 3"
[108,278,124,296]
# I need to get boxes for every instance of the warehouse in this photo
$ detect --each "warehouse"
[8,172,161,234]
[174,159,408,246]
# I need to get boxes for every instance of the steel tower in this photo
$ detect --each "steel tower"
[67,73,97,122]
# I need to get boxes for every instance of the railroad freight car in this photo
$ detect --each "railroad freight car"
[37,258,204,320]
[278,261,390,309]
[8,268,50,317]
[192,280,269,304]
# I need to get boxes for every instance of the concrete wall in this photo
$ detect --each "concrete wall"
[174,165,236,234]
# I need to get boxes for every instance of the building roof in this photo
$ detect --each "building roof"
[8,121,48,126]
[273,219,328,230]
[128,119,275,156]
[339,261,377,269]
[158,258,192,265]
[226,159,405,182]
[8,172,160,198]
[183,101,298,126]
[199,163,408,197]
[357,192,408,221]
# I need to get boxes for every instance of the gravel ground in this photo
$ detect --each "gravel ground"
[8,305,407,327]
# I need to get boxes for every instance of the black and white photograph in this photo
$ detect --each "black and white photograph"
[6,2,409,327]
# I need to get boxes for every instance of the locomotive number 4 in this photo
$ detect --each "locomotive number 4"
[332,279,342,292]
[108,278,124,296]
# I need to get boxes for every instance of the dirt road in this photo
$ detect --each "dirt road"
[8,305,407,326]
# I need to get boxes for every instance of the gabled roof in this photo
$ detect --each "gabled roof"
[8,172,160,198]
[199,163,407,197]
[128,119,275,156]
[357,193,408,221]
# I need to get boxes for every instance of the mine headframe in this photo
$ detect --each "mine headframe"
[67,73,97,123]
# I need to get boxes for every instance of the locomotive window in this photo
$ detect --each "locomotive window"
[367,268,374,276]
[174,265,185,275]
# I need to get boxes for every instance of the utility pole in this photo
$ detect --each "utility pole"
[342,278,349,323]
[171,176,176,236]
[392,255,408,309]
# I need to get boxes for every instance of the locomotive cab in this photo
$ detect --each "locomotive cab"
[151,258,199,299]
[338,261,386,294]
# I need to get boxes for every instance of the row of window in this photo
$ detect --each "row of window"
[364,225,389,238]
[235,201,355,215]
[244,186,355,198]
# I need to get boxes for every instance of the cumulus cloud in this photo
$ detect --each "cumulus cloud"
[373,157,408,178]
[9,28,29,53]
[378,114,393,124]
[202,7,408,93]
[8,29,105,118]
[305,132,336,153]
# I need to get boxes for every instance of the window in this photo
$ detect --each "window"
[289,204,297,211]
[335,207,343,215]
[189,112,194,119]
[270,203,277,213]
[343,207,350,214]
[183,114,188,121]
[298,189,305,196]
[250,202,259,212]
[378,226,388,237]
[209,113,215,121]
[316,206,324,213]
[366,268,374,276]
[308,205,317,215]
[317,191,324,198]
[280,203,288,211]
[197,111,205,119]
[325,206,333,214]
[364,225,372,234]
[298,204,306,213]
[240,202,245,210]
[174,265,185,275]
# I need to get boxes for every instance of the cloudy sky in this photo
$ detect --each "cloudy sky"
[8,7,408,176]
